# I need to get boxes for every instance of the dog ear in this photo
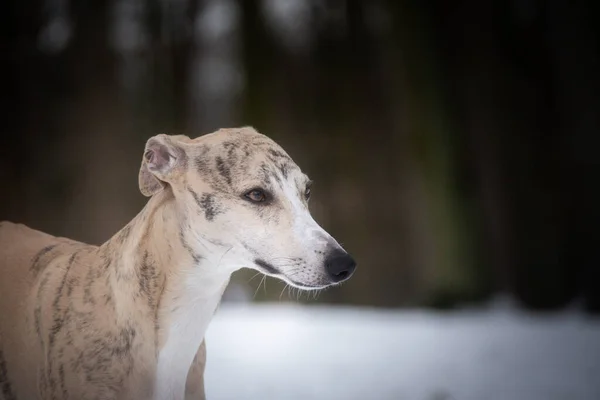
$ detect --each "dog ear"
[139,134,187,197]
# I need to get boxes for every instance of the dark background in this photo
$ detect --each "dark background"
[2,0,599,312]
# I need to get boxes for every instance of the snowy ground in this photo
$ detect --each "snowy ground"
[204,302,600,400]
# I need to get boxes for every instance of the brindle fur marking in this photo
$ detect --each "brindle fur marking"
[188,188,224,222]
[31,244,59,276]
[0,348,16,400]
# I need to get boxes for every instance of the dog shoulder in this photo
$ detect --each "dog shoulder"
[0,220,63,244]
[0,222,92,283]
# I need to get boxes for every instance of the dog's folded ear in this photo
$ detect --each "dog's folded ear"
[139,134,188,197]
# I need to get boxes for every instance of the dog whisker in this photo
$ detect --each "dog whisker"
[253,275,267,299]
[247,272,262,283]
[279,283,289,300]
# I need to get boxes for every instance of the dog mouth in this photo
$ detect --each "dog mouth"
[286,280,332,290]
[253,258,335,290]
[254,258,280,275]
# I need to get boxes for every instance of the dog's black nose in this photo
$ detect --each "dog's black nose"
[324,249,356,282]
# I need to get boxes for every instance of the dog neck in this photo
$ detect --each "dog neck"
[102,190,231,399]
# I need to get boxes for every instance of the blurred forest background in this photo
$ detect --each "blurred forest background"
[2,0,599,312]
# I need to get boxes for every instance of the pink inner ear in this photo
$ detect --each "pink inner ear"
[145,142,173,172]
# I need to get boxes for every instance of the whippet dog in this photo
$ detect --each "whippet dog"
[0,127,356,400]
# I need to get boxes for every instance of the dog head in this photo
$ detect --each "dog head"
[138,127,356,289]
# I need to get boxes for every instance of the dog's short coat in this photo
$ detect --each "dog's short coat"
[0,127,356,400]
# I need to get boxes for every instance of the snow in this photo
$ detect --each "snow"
[204,302,600,400]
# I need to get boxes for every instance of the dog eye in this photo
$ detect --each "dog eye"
[304,186,311,200]
[245,189,267,203]
[304,181,312,200]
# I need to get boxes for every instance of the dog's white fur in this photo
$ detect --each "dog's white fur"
[0,127,355,400]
